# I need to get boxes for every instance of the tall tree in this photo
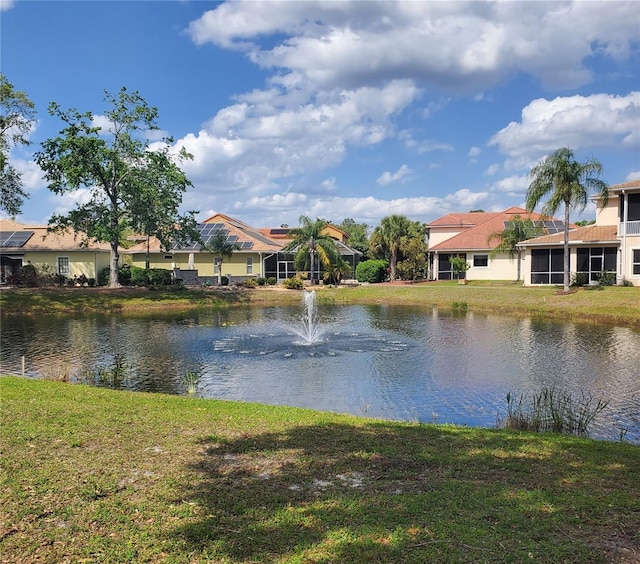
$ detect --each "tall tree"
[397,229,428,281]
[525,148,608,292]
[35,87,197,287]
[370,215,424,281]
[283,215,339,285]
[338,218,370,259]
[0,74,36,216]
[487,215,543,282]
[205,232,240,286]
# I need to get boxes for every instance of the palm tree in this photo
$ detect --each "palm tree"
[205,232,239,285]
[370,215,416,281]
[322,257,352,285]
[283,215,339,285]
[525,148,608,293]
[487,215,543,282]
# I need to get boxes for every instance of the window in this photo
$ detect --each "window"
[437,253,466,280]
[633,249,640,276]
[531,249,563,284]
[577,247,617,282]
[620,193,640,222]
[246,257,253,274]
[57,256,70,276]
[164,254,173,260]
[214,258,221,274]
[473,254,488,268]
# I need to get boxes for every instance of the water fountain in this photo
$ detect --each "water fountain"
[289,291,324,345]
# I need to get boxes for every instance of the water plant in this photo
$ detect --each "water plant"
[183,370,200,395]
[451,301,468,312]
[500,387,609,437]
[77,356,130,389]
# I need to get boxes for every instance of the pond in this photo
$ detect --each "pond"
[1,296,639,443]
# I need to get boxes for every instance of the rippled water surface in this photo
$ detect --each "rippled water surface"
[2,303,639,442]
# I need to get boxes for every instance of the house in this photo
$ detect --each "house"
[259,223,362,281]
[127,213,284,285]
[426,207,566,281]
[127,213,362,285]
[0,219,110,283]
[518,180,640,286]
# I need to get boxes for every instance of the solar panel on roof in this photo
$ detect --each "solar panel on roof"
[0,231,34,248]
[240,241,253,249]
[226,235,238,242]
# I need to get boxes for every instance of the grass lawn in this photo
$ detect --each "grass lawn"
[1,377,638,563]
[1,282,639,326]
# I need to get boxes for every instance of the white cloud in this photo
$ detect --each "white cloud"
[0,0,15,12]
[187,1,639,92]
[626,171,640,181]
[444,188,490,209]
[376,164,412,186]
[172,80,420,198]
[489,92,640,160]
[51,188,94,216]
[489,175,530,196]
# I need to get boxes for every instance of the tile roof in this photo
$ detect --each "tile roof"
[126,213,283,254]
[0,219,110,251]
[428,207,556,252]
[608,180,640,192]
[518,225,619,247]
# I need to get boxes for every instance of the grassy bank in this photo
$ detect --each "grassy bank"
[1,283,639,326]
[1,377,638,563]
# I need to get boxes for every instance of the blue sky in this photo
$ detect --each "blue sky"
[2,0,639,229]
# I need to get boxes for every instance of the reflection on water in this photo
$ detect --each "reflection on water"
[1,305,639,443]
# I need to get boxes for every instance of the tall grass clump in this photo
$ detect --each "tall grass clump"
[501,387,609,437]
[183,370,201,395]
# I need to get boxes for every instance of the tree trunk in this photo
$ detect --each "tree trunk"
[217,257,222,286]
[389,249,398,281]
[108,239,120,288]
[563,202,570,293]
[310,250,315,285]
[516,250,522,282]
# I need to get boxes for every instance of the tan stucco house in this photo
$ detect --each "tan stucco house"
[1,219,110,283]
[426,207,566,282]
[518,180,640,287]
[127,213,362,284]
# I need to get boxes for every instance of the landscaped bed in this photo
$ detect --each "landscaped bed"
[1,376,638,563]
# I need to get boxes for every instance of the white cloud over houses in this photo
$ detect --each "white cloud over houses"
[489,92,640,160]
[174,1,639,227]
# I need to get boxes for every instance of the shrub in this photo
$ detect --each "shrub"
[570,272,589,287]
[596,271,616,286]
[256,277,267,286]
[355,259,388,283]
[282,276,304,290]
[147,268,172,286]
[220,276,229,286]
[130,266,149,286]
[242,278,257,288]
[267,277,277,285]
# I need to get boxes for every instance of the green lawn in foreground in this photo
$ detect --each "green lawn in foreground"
[1,377,638,563]
[1,283,639,326]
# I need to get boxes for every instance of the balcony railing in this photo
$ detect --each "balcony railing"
[619,220,640,236]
